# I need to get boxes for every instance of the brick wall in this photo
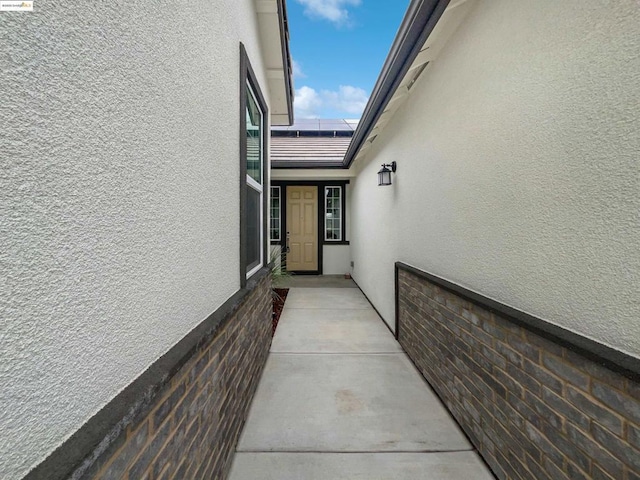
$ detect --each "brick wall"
[397,266,640,480]
[74,273,272,480]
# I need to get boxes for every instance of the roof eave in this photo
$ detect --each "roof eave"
[277,0,295,125]
[256,0,294,126]
[342,0,450,168]
[271,162,346,169]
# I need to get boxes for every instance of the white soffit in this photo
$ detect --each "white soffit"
[256,0,292,125]
[360,0,477,155]
[272,169,355,180]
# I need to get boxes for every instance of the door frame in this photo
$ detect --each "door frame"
[272,180,350,275]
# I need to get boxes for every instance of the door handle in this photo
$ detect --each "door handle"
[286,232,290,253]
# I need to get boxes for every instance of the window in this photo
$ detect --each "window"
[244,83,264,277]
[325,186,342,241]
[270,186,281,242]
[246,86,262,186]
[240,44,268,285]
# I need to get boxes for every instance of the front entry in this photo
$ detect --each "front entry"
[286,186,318,271]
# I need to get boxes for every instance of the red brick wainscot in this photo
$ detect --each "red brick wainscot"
[395,262,640,480]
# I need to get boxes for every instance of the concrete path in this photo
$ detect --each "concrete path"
[275,274,357,289]
[229,286,494,479]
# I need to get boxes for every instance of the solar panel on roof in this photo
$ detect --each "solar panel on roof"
[292,119,320,127]
[319,120,352,129]
[271,119,359,138]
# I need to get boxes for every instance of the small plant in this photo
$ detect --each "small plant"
[270,248,291,336]
[269,248,291,299]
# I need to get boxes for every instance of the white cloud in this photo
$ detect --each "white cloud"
[295,86,323,118]
[292,59,306,79]
[324,85,369,115]
[295,0,361,25]
[294,85,369,118]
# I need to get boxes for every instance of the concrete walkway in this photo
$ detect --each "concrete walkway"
[275,274,358,289]
[229,286,494,479]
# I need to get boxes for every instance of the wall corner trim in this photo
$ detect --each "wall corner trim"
[395,262,640,381]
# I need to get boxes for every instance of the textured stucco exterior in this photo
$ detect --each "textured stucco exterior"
[324,183,352,275]
[323,245,351,275]
[351,0,640,355]
[0,1,270,478]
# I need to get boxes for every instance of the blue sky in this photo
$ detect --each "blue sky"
[288,0,411,119]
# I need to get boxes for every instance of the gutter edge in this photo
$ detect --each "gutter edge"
[277,0,295,125]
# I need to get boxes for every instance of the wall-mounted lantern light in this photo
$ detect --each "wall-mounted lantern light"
[378,161,397,186]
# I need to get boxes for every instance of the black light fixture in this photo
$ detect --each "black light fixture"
[377,161,397,186]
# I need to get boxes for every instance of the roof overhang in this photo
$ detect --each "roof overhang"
[256,0,294,125]
[271,168,355,180]
[344,0,477,169]
[271,136,354,169]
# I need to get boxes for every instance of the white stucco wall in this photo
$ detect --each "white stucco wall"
[323,245,351,275]
[351,0,640,356]
[0,1,270,478]
[323,183,352,275]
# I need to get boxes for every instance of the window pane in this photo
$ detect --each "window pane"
[246,86,262,184]
[270,186,281,241]
[246,186,261,270]
[324,186,342,241]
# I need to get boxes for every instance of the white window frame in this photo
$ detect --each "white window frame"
[246,82,264,279]
[324,185,343,242]
[270,186,281,242]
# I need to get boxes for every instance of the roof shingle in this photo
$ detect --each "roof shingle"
[271,136,352,168]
